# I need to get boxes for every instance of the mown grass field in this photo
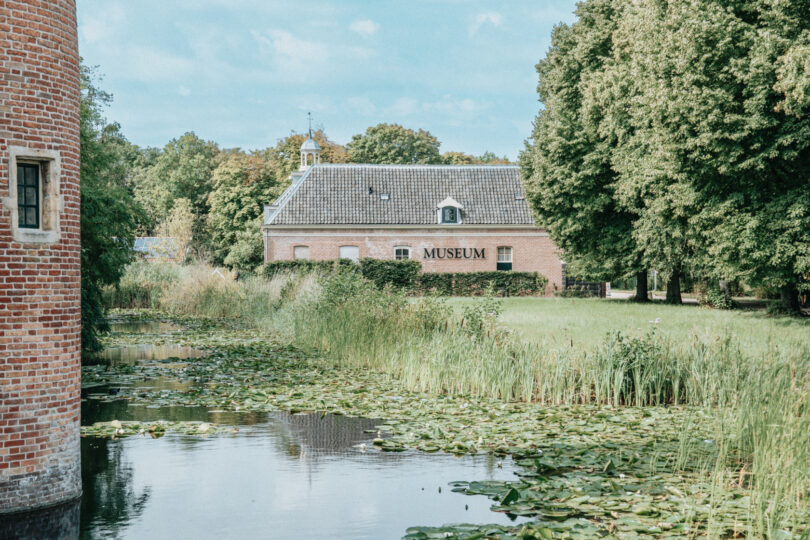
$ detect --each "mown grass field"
[448,296,809,352]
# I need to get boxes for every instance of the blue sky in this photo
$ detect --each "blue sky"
[77,1,578,160]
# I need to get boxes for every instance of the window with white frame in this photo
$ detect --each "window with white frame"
[497,246,513,271]
[394,246,410,260]
[293,246,309,260]
[338,245,359,262]
[441,206,459,224]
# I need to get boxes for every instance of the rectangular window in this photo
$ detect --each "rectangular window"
[339,245,359,262]
[17,163,40,229]
[293,246,309,260]
[441,207,458,223]
[394,246,410,260]
[497,246,513,271]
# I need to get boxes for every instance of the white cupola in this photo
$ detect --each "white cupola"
[299,112,321,171]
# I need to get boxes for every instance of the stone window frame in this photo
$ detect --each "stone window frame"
[2,146,62,244]
[393,245,410,260]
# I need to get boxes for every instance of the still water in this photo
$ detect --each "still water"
[74,334,524,539]
[79,409,523,539]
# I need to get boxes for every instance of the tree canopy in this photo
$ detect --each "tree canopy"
[522,0,810,309]
[347,123,442,164]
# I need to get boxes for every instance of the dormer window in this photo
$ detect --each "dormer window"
[437,196,463,225]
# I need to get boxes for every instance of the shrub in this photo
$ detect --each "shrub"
[358,258,421,289]
[259,259,356,277]
[103,261,182,309]
[699,287,734,309]
[418,272,454,295]
[261,259,548,296]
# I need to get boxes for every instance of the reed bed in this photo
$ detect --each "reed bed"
[273,270,809,536]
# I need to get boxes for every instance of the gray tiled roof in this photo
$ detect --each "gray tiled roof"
[265,165,534,226]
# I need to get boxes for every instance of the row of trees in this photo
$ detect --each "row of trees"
[521,0,810,311]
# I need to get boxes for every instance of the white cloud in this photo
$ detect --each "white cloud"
[178,86,191,97]
[468,12,502,37]
[79,3,125,44]
[251,29,331,82]
[349,19,379,37]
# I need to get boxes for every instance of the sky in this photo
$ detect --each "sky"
[76,1,578,160]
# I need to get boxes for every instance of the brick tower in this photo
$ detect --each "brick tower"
[0,0,82,514]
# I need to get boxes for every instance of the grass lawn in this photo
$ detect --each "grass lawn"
[447,296,809,353]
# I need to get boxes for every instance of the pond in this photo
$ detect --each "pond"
[7,328,526,539]
[78,409,524,539]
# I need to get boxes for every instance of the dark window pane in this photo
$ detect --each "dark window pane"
[26,207,38,227]
[18,190,25,206]
[25,187,37,205]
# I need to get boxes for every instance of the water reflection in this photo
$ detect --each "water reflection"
[97,344,205,365]
[77,414,523,539]
[108,321,182,334]
[80,439,149,539]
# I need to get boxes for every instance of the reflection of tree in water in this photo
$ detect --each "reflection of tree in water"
[80,438,150,538]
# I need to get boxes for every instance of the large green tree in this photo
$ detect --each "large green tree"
[131,132,221,251]
[80,66,145,352]
[612,0,810,310]
[520,0,649,300]
[206,152,283,269]
[347,123,442,164]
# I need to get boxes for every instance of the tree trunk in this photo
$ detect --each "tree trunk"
[780,283,801,314]
[665,269,682,304]
[634,271,649,302]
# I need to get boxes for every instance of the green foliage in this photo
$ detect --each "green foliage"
[268,129,348,178]
[80,65,145,352]
[522,0,810,305]
[206,152,282,267]
[357,258,421,289]
[104,260,182,309]
[441,151,511,165]
[259,259,357,277]
[520,0,641,284]
[418,272,454,295]
[260,260,548,296]
[131,132,220,236]
[438,271,548,296]
[699,287,734,310]
[347,123,442,164]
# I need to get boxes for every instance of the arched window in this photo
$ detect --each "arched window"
[497,246,513,271]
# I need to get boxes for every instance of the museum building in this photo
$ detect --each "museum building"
[262,132,564,291]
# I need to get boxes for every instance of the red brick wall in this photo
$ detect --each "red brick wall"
[0,0,82,513]
[265,227,564,291]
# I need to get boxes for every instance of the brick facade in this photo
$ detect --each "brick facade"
[265,227,564,291]
[0,0,82,513]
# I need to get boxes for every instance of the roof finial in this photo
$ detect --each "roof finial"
[307,111,312,138]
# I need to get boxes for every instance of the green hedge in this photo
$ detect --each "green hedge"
[258,259,357,277]
[448,271,547,296]
[259,259,548,296]
[359,258,421,289]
